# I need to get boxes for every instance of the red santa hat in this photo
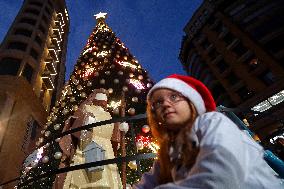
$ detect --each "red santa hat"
[147,74,216,115]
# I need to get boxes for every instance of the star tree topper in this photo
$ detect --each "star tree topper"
[94,12,107,20]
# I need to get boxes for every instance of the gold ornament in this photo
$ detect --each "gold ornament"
[129,73,134,78]
[52,115,57,121]
[114,79,119,84]
[122,86,128,92]
[42,156,49,163]
[54,152,62,160]
[128,161,137,170]
[108,88,113,94]
[142,125,150,133]
[80,92,87,98]
[136,141,143,150]
[44,131,51,137]
[132,97,138,102]
[87,81,92,86]
[77,85,83,90]
[70,97,76,102]
[147,83,152,88]
[138,75,143,80]
[67,90,72,95]
[113,108,120,115]
[100,79,105,84]
[62,108,69,115]
[127,108,135,115]
[73,105,79,111]
[54,124,61,130]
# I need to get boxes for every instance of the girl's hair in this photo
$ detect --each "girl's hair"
[147,98,199,184]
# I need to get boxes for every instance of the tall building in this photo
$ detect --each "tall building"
[0,0,69,187]
[179,0,284,146]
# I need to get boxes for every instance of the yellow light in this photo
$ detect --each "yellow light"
[117,61,138,69]
[107,100,121,109]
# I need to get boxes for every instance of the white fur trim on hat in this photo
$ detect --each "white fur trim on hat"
[147,78,206,115]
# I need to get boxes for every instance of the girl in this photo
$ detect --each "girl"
[134,74,283,188]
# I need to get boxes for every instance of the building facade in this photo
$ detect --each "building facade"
[0,0,69,187]
[179,0,284,146]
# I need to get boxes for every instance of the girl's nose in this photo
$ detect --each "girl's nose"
[161,99,172,107]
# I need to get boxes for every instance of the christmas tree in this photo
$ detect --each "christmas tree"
[18,12,156,188]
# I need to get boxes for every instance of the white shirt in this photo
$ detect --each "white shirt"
[134,112,284,189]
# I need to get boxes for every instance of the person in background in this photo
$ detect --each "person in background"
[134,74,283,189]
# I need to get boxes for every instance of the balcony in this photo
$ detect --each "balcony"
[44,59,57,75]
[48,47,59,62]
[51,38,61,51]
[41,71,54,90]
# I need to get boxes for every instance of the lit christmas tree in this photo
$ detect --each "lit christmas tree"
[18,12,156,188]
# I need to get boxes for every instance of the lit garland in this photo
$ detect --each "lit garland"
[81,67,96,78]
[107,100,121,109]
[97,50,110,58]
[82,46,97,55]
[129,79,145,89]
[117,60,139,69]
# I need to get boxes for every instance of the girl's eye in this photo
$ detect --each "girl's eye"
[170,94,177,101]
[152,100,162,109]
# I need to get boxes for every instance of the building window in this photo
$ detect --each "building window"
[264,33,284,54]
[232,42,247,56]
[38,24,46,34]
[236,86,253,101]
[258,69,275,86]
[201,38,210,49]
[207,15,215,26]
[22,63,34,83]
[216,59,229,73]
[207,47,219,61]
[40,83,47,101]
[223,32,235,45]
[42,14,48,24]
[7,42,27,51]
[48,0,53,7]
[227,72,239,86]
[25,8,40,16]
[29,1,43,8]
[35,35,42,46]
[30,48,39,60]
[45,6,51,16]
[19,17,36,26]
[21,117,39,153]
[211,83,226,99]
[14,28,32,37]
[0,57,21,75]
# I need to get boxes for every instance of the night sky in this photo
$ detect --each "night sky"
[0,0,202,82]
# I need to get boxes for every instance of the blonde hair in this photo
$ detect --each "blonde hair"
[147,98,199,184]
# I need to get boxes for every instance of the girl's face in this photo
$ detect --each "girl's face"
[150,88,196,131]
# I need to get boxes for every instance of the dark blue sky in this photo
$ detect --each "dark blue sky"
[0,0,202,82]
